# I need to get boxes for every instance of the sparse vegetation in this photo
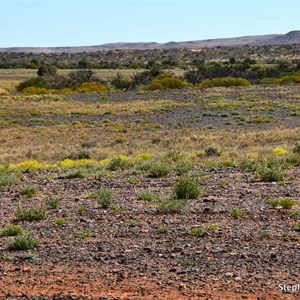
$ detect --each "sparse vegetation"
[44,196,60,209]
[124,219,140,227]
[2,45,300,297]
[157,226,169,233]
[147,161,171,178]
[89,188,114,208]
[78,231,96,237]
[173,176,202,200]
[256,165,286,182]
[14,205,47,221]
[269,199,295,209]
[19,185,38,198]
[157,199,186,214]
[0,172,19,189]
[0,224,26,236]
[228,208,246,218]
[7,235,40,251]
[189,227,208,237]
[137,190,157,201]
[54,218,67,226]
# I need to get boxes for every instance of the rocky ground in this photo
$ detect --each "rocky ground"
[1,164,300,299]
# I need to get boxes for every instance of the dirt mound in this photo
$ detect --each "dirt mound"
[0,87,9,95]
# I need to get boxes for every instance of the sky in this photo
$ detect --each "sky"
[0,0,299,47]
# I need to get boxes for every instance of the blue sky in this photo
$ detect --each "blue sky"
[0,0,299,47]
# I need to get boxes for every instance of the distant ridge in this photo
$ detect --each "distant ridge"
[1,31,300,53]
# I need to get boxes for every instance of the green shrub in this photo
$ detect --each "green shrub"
[270,199,295,209]
[89,188,114,208]
[37,65,57,76]
[44,196,60,209]
[294,222,300,231]
[1,224,26,236]
[165,149,185,162]
[137,190,157,201]
[157,226,169,233]
[78,231,96,237]
[189,227,208,237]
[54,218,66,226]
[174,159,193,175]
[14,206,47,221]
[0,173,18,189]
[208,224,219,232]
[19,185,38,198]
[195,150,206,157]
[256,165,286,182]
[124,218,140,227]
[289,211,300,218]
[147,161,171,178]
[173,176,202,200]
[228,208,246,218]
[108,155,129,171]
[157,199,186,214]
[205,144,221,157]
[16,77,49,92]
[64,169,87,179]
[280,199,295,209]
[199,77,251,88]
[268,199,280,208]
[7,236,40,250]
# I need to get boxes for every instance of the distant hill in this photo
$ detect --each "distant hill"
[1,31,300,53]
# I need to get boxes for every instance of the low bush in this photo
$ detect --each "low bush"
[147,161,171,178]
[199,77,251,88]
[15,205,47,221]
[76,82,109,93]
[157,199,186,214]
[44,196,60,209]
[7,236,40,250]
[22,87,50,94]
[19,185,38,198]
[107,155,129,171]
[269,199,295,209]
[54,218,66,226]
[189,227,208,237]
[124,218,140,227]
[0,173,18,189]
[1,224,26,236]
[137,190,157,201]
[228,208,246,218]
[256,165,286,182]
[141,74,188,91]
[89,188,114,208]
[173,176,202,200]
[16,77,49,91]
[174,159,193,175]
[280,74,300,84]
[205,144,221,157]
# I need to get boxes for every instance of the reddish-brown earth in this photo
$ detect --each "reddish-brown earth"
[1,165,300,299]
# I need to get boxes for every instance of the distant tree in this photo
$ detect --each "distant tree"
[229,58,236,64]
[37,65,57,76]
[26,59,39,69]
[68,70,98,88]
[111,72,131,91]
[78,60,89,69]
